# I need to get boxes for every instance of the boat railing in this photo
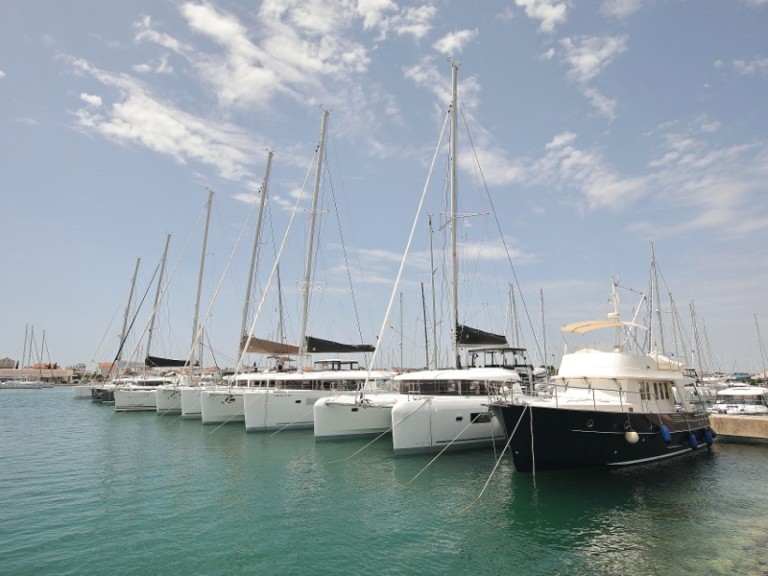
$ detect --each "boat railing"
[490,377,709,414]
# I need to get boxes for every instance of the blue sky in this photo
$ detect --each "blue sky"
[2,0,767,375]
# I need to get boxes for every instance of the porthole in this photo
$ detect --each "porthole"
[586,419,594,428]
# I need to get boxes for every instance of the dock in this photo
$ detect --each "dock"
[709,414,768,440]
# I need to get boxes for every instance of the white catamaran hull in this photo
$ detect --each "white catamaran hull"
[314,393,404,440]
[391,396,506,455]
[155,386,182,415]
[200,389,245,424]
[244,389,329,432]
[114,388,157,412]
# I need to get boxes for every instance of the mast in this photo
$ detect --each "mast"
[399,291,404,368]
[540,288,548,372]
[276,264,285,344]
[449,62,460,369]
[145,233,171,363]
[298,109,330,366]
[118,257,141,365]
[190,189,214,368]
[756,314,768,378]
[649,241,666,354]
[240,150,273,355]
[421,283,429,369]
[20,323,29,370]
[428,214,438,369]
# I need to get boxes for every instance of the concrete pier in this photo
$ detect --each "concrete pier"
[709,414,768,440]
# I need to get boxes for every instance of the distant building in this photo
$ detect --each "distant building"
[0,357,16,369]
[97,360,145,378]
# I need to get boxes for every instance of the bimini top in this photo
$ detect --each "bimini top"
[561,317,646,335]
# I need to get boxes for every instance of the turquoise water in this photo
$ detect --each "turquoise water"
[2,388,768,576]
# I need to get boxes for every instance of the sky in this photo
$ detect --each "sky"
[2,0,768,375]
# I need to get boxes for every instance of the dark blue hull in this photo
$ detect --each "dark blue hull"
[494,403,714,472]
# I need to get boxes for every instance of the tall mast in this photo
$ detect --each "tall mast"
[298,109,330,366]
[118,257,141,365]
[20,323,29,370]
[276,264,285,344]
[421,283,429,369]
[449,62,460,369]
[240,150,273,354]
[650,241,666,354]
[428,214,438,368]
[190,189,214,367]
[540,288,548,371]
[145,233,171,362]
[756,314,768,378]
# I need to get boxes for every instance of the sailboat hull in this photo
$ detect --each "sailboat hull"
[200,389,245,424]
[244,389,327,432]
[155,386,182,414]
[114,388,157,411]
[391,396,506,455]
[313,393,403,440]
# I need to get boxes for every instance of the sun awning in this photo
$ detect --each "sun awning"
[561,319,647,335]
[240,336,300,355]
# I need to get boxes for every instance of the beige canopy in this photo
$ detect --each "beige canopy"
[561,318,646,335]
[240,336,299,355]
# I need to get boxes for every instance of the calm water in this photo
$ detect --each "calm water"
[2,388,768,576]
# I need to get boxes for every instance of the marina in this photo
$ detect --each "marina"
[3,386,768,575]
[3,2,768,575]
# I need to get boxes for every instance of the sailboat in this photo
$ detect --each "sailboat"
[91,257,142,403]
[114,234,179,412]
[0,325,53,389]
[314,64,534,452]
[214,110,391,431]
[491,277,715,472]
[198,151,276,425]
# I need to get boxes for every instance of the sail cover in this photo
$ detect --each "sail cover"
[144,355,197,368]
[305,336,375,354]
[240,336,300,355]
[456,324,508,347]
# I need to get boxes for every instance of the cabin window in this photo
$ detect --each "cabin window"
[653,382,659,400]
[640,382,650,401]
[471,412,492,424]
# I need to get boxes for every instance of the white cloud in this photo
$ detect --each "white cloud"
[559,35,627,117]
[600,0,642,19]
[67,57,261,182]
[560,35,627,84]
[79,93,102,107]
[134,15,189,54]
[433,29,478,56]
[182,1,371,109]
[392,4,437,39]
[733,56,768,76]
[0,69,5,79]
[356,0,398,30]
[582,86,618,119]
[515,0,568,34]
[529,132,645,210]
